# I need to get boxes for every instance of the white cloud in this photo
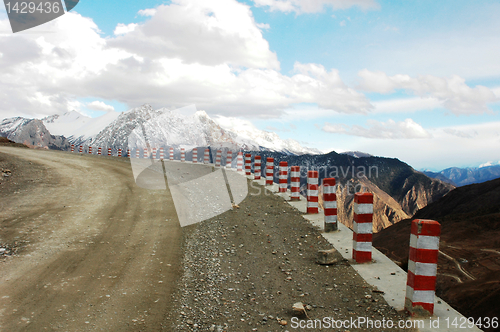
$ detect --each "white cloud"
[109,0,280,69]
[0,1,371,120]
[256,22,270,30]
[372,97,441,114]
[138,8,156,16]
[114,23,138,36]
[87,101,115,113]
[339,20,346,27]
[322,118,432,139]
[252,0,379,14]
[357,70,499,115]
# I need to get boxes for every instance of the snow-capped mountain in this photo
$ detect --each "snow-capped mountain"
[1,104,319,155]
[42,110,120,144]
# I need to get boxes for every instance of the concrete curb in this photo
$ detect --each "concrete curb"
[249,175,482,332]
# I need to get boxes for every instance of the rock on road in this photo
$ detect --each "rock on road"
[0,147,182,331]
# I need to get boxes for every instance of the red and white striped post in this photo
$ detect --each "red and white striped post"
[181,148,186,162]
[405,219,440,317]
[108,148,111,156]
[88,146,92,154]
[118,148,122,157]
[323,178,337,232]
[127,149,130,158]
[159,147,164,160]
[245,154,252,175]
[290,166,301,201]
[265,158,274,185]
[170,148,174,161]
[279,161,288,193]
[98,147,102,155]
[307,171,319,213]
[226,151,232,168]
[79,145,83,153]
[204,148,210,164]
[153,147,157,159]
[135,149,140,158]
[352,192,373,263]
[215,150,222,166]
[192,148,198,163]
[144,148,148,158]
[254,156,261,179]
[71,144,74,152]
[236,152,244,171]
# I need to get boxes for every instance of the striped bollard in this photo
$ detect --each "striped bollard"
[170,148,174,161]
[79,146,83,153]
[144,148,148,158]
[135,149,140,158]
[118,149,122,157]
[279,161,288,193]
[352,192,373,263]
[226,151,232,168]
[405,219,440,317]
[204,149,210,164]
[98,147,102,155]
[265,158,274,185]
[108,148,111,156]
[181,148,186,162]
[71,144,74,152]
[88,146,92,154]
[290,166,301,201]
[323,178,337,232]
[159,147,164,160]
[192,148,198,163]
[307,171,319,213]
[254,156,261,179]
[236,152,244,172]
[245,154,252,175]
[127,149,130,158]
[215,150,222,166]
[153,147,157,159]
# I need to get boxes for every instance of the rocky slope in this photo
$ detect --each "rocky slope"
[0,117,70,150]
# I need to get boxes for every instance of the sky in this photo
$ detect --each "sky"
[0,0,499,170]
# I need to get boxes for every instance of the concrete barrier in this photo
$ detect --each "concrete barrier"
[245,154,252,175]
[98,147,102,155]
[307,171,319,214]
[127,149,130,158]
[204,148,210,164]
[79,145,83,153]
[254,156,261,179]
[237,152,243,171]
[136,149,140,158]
[108,148,112,156]
[279,161,288,193]
[323,177,337,232]
[170,147,174,161]
[118,148,122,157]
[192,148,198,163]
[266,157,274,185]
[71,144,74,152]
[181,148,186,162]
[215,150,221,166]
[353,192,373,263]
[290,166,300,201]
[160,147,164,160]
[226,151,232,168]
[153,147,157,159]
[144,148,148,158]
[405,219,440,317]
[88,146,92,154]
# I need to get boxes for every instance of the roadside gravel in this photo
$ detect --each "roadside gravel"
[166,179,414,332]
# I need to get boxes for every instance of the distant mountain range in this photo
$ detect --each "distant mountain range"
[373,177,500,330]
[423,166,500,186]
[0,104,320,155]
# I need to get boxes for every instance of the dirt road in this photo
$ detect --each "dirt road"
[0,147,182,331]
